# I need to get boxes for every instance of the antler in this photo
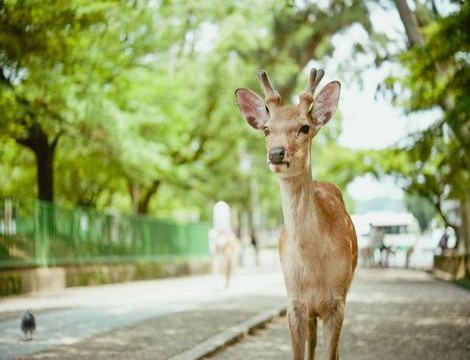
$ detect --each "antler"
[306,68,324,95]
[257,70,281,111]
[299,68,325,112]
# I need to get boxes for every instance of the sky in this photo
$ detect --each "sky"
[338,66,439,202]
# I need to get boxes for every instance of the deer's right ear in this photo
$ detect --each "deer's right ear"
[235,88,268,130]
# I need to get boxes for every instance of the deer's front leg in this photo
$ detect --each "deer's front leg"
[306,315,317,360]
[323,302,345,360]
[287,299,307,360]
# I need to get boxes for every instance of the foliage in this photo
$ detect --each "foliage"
[368,1,469,239]
[405,193,436,231]
[1,0,374,225]
[0,0,152,201]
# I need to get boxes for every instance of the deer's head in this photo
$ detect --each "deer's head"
[235,68,340,178]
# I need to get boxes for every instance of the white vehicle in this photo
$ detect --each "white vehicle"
[351,212,420,250]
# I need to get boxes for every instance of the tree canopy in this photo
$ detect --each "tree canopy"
[0,0,372,221]
[1,0,468,248]
[371,0,469,242]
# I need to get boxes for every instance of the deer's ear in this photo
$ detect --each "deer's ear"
[311,81,341,130]
[235,88,268,130]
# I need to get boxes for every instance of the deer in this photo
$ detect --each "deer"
[235,68,358,360]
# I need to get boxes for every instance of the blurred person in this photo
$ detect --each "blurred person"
[369,224,391,267]
[358,233,375,268]
[438,228,449,254]
[251,227,260,266]
[209,201,239,289]
[405,246,414,269]
[209,228,239,289]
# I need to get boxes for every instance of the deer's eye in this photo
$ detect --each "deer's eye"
[299,125,310,135]
[263,127,270,136]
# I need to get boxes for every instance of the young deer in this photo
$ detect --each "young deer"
[235,68,358,360]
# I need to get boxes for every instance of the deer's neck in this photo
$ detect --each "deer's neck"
[278,169,317,238]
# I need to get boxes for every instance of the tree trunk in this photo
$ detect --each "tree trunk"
[393,0,452,107]
[393,0,425,47]
[138,180,161,215]
[129,180,161,215]
[16,123,59,202]
[460,197,470,255]
[34,143,55,202]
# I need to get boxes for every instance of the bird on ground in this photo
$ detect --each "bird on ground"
[21,309,36,340]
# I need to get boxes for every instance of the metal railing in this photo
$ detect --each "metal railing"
[0,199,209,269]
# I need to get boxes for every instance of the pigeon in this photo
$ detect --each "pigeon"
[21,309,36,340]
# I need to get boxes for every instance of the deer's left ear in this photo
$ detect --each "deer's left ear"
[310,81,341,130]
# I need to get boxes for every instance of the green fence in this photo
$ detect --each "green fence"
[0,199,209,269]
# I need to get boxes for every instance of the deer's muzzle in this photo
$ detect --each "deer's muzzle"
[269,147,286,164]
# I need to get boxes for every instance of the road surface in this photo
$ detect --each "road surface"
[0,249,469,359]
[212,268,470,360]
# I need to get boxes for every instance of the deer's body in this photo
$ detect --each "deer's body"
[236,69,357,359]
[279,180,357,313]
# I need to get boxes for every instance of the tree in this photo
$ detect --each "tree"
[405,193,437,231]
[0,139,35,198]
[382,0,470,247]
[0,0,379,225]
[0,1,109,201]
[0,1,159,203]
[116,0,375,217]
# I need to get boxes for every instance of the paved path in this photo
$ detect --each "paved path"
[1,254,469,360]
[212,268,470,360]
[0,252,285,360]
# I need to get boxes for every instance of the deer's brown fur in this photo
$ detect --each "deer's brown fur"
[235,68,357,360]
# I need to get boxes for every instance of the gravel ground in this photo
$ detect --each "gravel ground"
[211,269,470,360]
[21,295,285,360]
[5,267,470,360]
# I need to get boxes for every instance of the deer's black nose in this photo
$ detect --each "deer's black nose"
[269,147,286,164]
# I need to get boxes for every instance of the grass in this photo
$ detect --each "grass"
[454,278,470,291]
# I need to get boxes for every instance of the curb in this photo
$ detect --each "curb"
[431,268,455,281]
[169,305,287,360]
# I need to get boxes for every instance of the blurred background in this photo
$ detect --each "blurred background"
[0,0,469,292]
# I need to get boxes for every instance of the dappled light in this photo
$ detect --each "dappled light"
[0,1,469,359]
